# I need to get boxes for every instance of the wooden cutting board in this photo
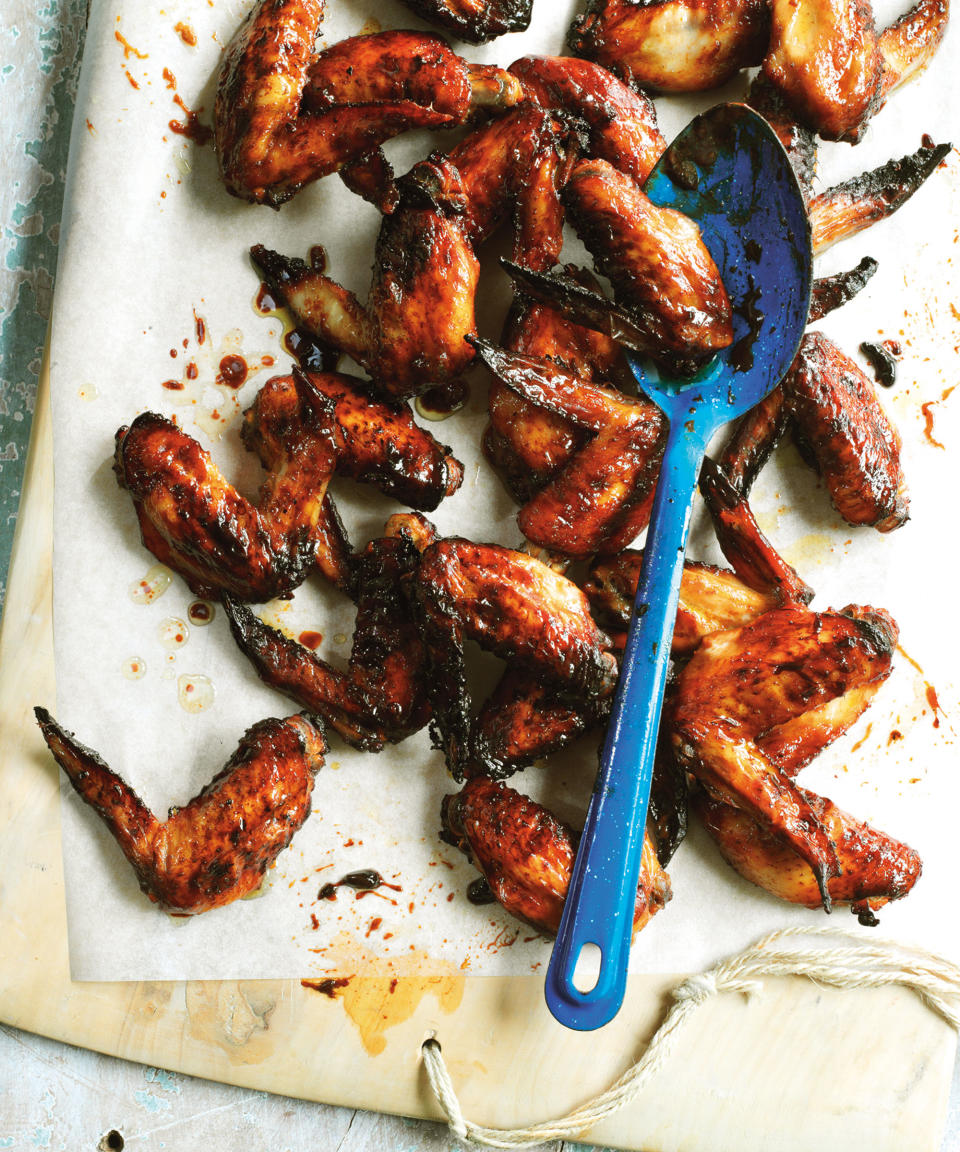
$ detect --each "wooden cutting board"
[0,347,955,1151]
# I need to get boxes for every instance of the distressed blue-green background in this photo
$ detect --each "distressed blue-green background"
[0,1,87,613]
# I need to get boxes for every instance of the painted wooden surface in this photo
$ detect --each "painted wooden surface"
[2,5,960,1151]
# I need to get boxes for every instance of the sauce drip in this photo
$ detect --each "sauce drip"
[284,328,340,374]
[729,275,764,373]
[317,870,401,901]
[416,379,468,422]
[859,341,898,387]
[467,877,496,905]
[217,354,248,389]
[187,600,214,626]
[174,21,197,46]
[298,630,323,650]
[301,977,351,998]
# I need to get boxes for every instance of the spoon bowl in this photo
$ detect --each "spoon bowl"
[545,103,812,1031]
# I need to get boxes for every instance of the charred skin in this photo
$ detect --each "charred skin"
[225,534,430,750]
[35,708,326,915]
[668,604,899,908]
[787,334,908,532]
[416,538,617,778]
[809,139,952,255]
[398,0,533,44]
[563,159,733,373]
[243,370,463,512]
[473,340,666,558]
[114,410,338,602]
[809,257,879,322]
[746,74,817,199]
[215,8,522,206]
[509,54,666,185]
[568,0,770,93]
[442,776,671,935]
[694,787,921,924]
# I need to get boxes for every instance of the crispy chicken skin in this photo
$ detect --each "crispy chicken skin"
[562,159,733,371]
[215,4,522,206]
[509,55,666,185]
[114,409,339,602]
[668,604,899,907]
[251,155,480,402]
[473,339,666,557]
[746,74,818,198]
[878,0,950,98]
[243,369,463,512]
[415,538,618,777]
[225,530,431,750]
[694,788,921,923]
[569,0,771,93]
[35,708,327,915]
[399,0,533,43]
[442,776,671,934]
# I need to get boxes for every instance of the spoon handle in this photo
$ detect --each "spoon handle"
[545,416,711,1030]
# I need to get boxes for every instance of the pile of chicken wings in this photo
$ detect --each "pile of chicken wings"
[39,0,949,942]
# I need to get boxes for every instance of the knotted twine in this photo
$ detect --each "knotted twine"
[421,925,960,1148]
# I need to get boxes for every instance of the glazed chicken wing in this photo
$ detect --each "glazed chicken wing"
[473,339,666,557]
[668,604,900,907]
[442,776,671,934]
[225,526,432,750]
[509,54,666,185]
[251,154,480,403]
[215,4,522,206]
[562,158,733,372]
[569,0,771,93]
[35,708,326,915]
[114,408,340,602]
[416,537,618,777]
[694,788,921,924]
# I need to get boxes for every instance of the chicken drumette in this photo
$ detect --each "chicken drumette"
[36,708,327,915]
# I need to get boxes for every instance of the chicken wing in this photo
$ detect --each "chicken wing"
[416,537,618,777]
[243,369,463,512]
[509,54,666,186]
[114,408,339,602]
[225,527,432,750]
[251,154,479,403]
[215,5,522,206]
[694,787,921,923]
[473,339,666,557]
[35,708,326,915]
[568,0,770,93]
[562,158,733,373]
[668,604,899,907]
[441,775,671,934]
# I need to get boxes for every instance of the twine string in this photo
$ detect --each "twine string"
[420,926,960,1149]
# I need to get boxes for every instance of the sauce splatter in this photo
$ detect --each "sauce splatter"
[926,684,944,729]
[467,877,496,905]
[301,977,352,999]
[921,385,956,450]
[298,630,323,651]
[217,355,248,389]
[178,674,214,713]
[122,657,147,681]
[115,30,148,59]
[158,617,189,650]
[174,21,197,46]
[416,380,468,422]
[129,564,173,605]
[187,600,215,626]
[318,870,401,901]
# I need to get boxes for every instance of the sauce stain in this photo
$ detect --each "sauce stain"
[301,976,352,998]
[115,30,148,59]
[187,600,215,626]
[174,21,197,46]
[178,673,215,713]
[158,617,190,649]
[298,630,323,651]
[122,656,147,681]
[318,870,401,901]
[416,379,468,422]
[217,354,249,389]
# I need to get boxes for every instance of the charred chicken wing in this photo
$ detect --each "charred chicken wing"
[398,0,533,43]
[36,708,327,915]
[442,775,671,934]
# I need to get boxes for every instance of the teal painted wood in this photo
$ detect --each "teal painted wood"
[0,1,87,612]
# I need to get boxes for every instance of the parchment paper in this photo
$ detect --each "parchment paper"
[48,0,960,980]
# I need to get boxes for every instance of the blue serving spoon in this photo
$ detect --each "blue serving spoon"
[544,103,813,1031]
